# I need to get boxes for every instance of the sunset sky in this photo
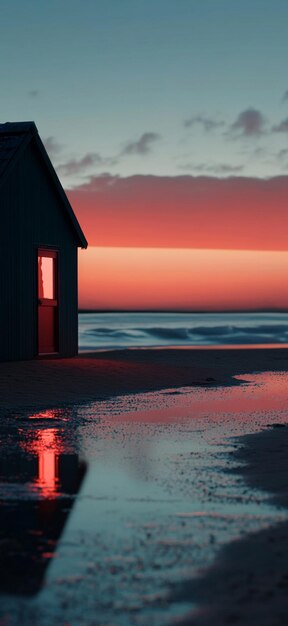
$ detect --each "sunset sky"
[2,1,288,310]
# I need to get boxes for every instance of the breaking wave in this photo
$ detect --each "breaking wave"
[78,312,288,350]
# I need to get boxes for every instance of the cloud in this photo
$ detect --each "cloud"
[282,89,288,102]
[277,148,288,160]
[56,153,117,176]
[43,136,63,160]
[67,173,288,251]
[27,89,39,98]
[272,118,288,133]
[49,130,160,178]
[251,147,267,157]
[122,132,161,155]
[229,108,266,137]
[179,162,244,174]
[48,130,162,179]
[184,115,225,132]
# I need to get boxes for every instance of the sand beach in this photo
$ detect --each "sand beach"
[1,346,288,625]
[1,345,288,410]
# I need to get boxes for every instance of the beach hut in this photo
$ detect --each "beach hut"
[0,121,87,361]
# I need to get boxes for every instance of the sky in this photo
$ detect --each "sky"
[1,0,288,310]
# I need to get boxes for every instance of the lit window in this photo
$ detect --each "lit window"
[38,255,55,299]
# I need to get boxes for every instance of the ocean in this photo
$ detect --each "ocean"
[78,311,288,351]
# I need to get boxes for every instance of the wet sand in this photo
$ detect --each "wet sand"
[1,350,288,624]
[175,426,288,626]
[0,346,288,409]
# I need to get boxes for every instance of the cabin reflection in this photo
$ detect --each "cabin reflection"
[0,409,86,596]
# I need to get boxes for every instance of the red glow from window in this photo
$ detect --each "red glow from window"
[36,429,60,497]
[29,409,58,420]
[38,255,54,300]
[23,426,63,498]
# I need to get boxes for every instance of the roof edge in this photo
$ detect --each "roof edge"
[0,121,38,136]
[34,133,88,249]
[0,122,88,249]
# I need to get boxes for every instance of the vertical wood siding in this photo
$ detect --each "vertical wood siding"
[0,141,80,360]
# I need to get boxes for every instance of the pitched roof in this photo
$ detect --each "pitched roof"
[0,122,87,248]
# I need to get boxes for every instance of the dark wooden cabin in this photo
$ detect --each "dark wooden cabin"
[0,121,87,361]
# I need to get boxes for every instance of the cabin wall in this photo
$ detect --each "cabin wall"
[0,141,79,361]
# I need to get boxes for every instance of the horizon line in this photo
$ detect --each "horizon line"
[78,309,288,314]
[80,246,288,253]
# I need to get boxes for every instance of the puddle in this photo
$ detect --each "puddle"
[0,372,288,624]
[0,414,86,595]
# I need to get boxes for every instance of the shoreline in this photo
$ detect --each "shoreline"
[79,342,288,352]
[1,346,288,411]
[175,425,288,626]
[1,348,288,623]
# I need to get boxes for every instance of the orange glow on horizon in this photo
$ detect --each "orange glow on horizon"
[70,176,288,310]
[78,247,288,310]
[69,175,288,251]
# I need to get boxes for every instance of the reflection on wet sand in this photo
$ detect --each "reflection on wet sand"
[0,410,86,595]
[1,373,288,625]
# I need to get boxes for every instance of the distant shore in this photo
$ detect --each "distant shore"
[78,309,288,314]
[1,346,288,411]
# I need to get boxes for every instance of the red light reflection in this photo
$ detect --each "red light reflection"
[22,415,63,498]
[35,429,60,497]
[29,409,58,420]
[96,372,288,425]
